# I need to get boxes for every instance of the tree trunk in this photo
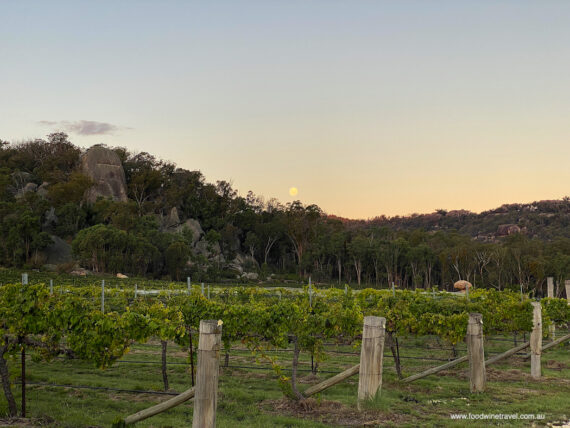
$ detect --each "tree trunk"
[291,336,304,400]
[0,346,17,417]
[354,259,362,286]
[161,340,169,391]
[374,261,379,287]
[264,236,277,265]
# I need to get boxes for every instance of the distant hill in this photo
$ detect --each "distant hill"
[329,199,570,241]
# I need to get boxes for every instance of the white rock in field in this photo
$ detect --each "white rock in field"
[453,280,472,292]
[70,269,88,276]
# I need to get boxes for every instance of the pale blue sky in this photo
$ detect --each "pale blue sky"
[2,1,570,218]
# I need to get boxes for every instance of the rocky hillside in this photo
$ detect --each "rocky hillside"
[328,199,570,241]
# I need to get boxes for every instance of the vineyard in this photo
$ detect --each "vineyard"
[1,275,569,427]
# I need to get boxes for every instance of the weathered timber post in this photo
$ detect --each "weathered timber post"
[547,277,555,339]
[530,302,542,379]
[49,279,53,295]
[193,320,222,428]
[357,316,386,409]
[565,280,570,305]
[467,313,485,392]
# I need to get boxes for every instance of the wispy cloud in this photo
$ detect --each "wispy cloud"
[38,120,127,135]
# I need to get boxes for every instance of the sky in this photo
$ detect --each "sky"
[1,1,570,219]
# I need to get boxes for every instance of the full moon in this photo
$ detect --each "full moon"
[289,187,298,196]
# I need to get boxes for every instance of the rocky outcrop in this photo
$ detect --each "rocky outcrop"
[37,182,49,198]
[23,182,38,193]
[447,209,472,217]
[453,280,472,292]
[70,268,89,276]
[10,171,33,194]
[12,177,38,198]
[42,207,58,230]
[81,145,128,203]
[165,216,225,265]
[175,218,204,245]
[194,239,224,262]
[163,207,181,229]
[229,254,258,274]
[496,224,521,236]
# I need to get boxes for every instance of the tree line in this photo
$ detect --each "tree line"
[0,134,568,294]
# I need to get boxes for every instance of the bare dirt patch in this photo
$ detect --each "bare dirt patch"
[260,398,409,427]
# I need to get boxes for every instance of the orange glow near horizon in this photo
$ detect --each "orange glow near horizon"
[2,2,570,219]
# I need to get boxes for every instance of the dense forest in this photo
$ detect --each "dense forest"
[0,134,569,295]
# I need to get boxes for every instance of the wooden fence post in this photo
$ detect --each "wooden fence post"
[357,316,386,409]
[193,320,222,428]
[530,302,542,379]
[467,313,485,392]
[565,279,570,305]
[547,277,555,339]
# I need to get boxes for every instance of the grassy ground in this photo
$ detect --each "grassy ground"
[0,332,568,427]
